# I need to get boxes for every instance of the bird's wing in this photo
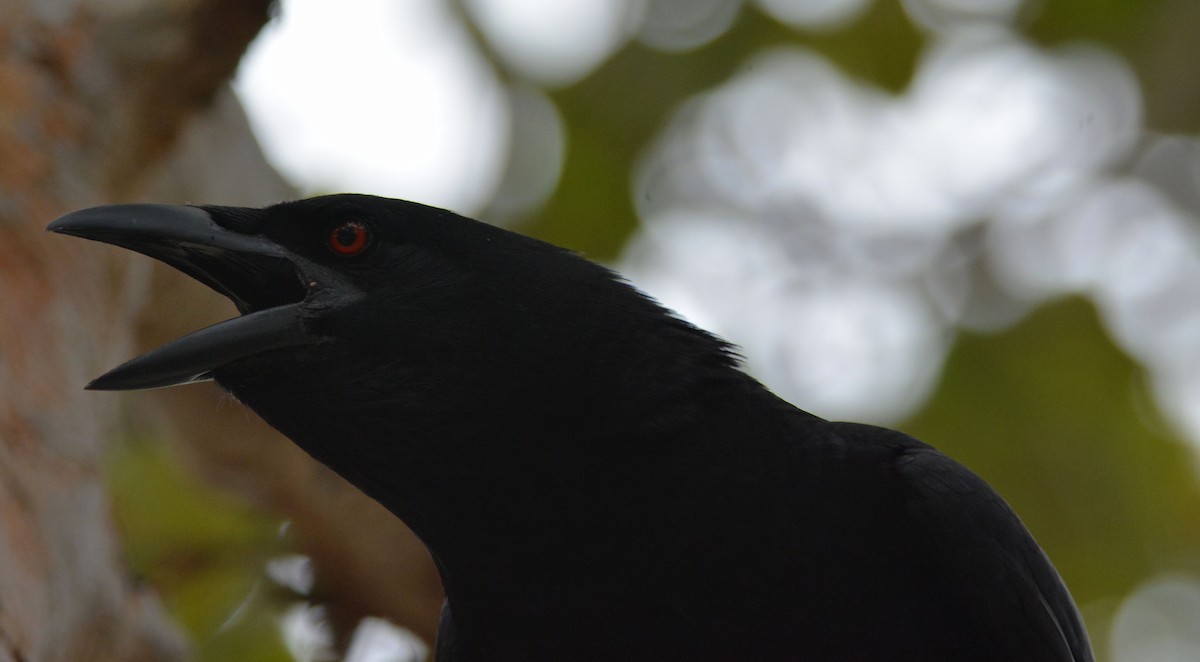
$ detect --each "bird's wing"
[894,441,1093,662]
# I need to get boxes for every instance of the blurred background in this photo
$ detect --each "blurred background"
[4,0,1200,660]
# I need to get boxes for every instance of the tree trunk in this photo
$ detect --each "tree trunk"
[0,2,269,659]
[1,2,445,659]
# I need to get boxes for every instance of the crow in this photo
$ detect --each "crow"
[49,194,1092,661]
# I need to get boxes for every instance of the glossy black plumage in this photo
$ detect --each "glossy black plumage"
[49,194,1092,661]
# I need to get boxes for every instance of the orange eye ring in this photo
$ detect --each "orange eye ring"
[329,220,370,256]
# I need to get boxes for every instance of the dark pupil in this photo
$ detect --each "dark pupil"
[335,226,358,246]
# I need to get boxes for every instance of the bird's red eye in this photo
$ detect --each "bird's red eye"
[329,220,370,256]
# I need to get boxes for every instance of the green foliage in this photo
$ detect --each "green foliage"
[1027,0,1200,132]
[1027,0,1169,49]
[106,439,294,662]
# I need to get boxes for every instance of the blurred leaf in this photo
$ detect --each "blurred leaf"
[1027,0,1200,132]
[524,3,921,260]
[106,438,293,662]
[904,298,1200,611]
[1027,0,1170,49]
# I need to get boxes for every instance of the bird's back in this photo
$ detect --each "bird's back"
[436,391,1092,661]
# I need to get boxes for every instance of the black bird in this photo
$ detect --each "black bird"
[49,194,1092,661]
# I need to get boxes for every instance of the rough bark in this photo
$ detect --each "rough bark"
[2,2,444,659]
[0,1,270,660]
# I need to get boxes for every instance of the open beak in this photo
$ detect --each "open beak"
[48,204,324,391]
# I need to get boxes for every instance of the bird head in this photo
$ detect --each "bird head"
[48,194,738,526]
